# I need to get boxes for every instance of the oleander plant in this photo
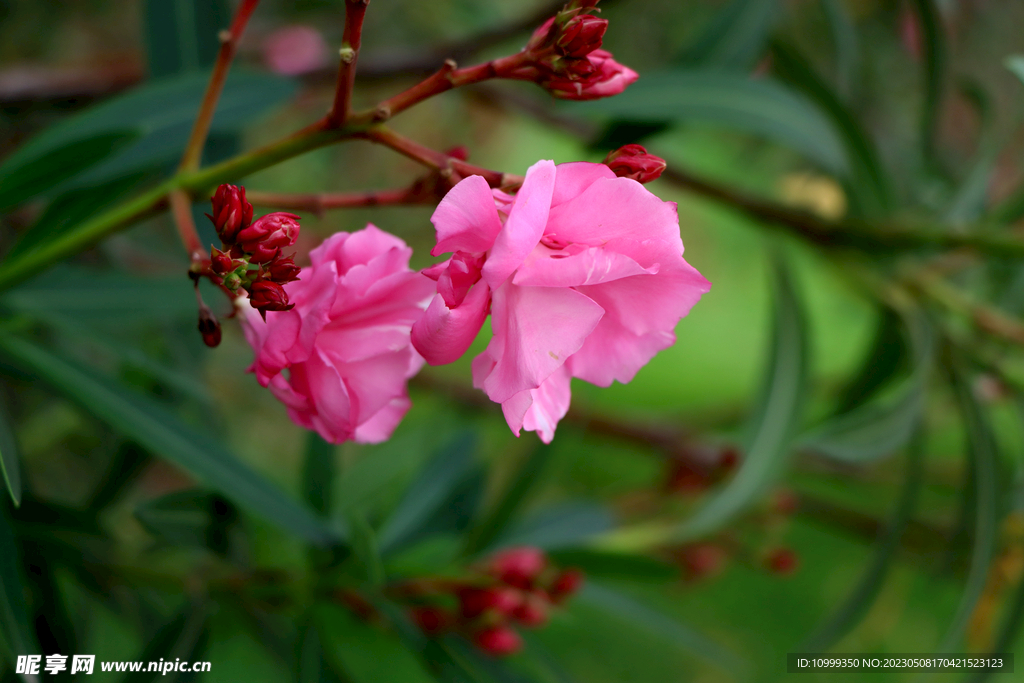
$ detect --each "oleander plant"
[2,0,1024,681]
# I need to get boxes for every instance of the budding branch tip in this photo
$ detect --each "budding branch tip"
[340,47,356,63]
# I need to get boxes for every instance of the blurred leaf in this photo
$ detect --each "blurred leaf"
[799,311,933,463]
[0,334,339,546]
[572,70,848,172]
[134,489,239,554]
[132,602,209,683]
[0,389,20,506]
[769,39,892,214]
[316,605,434,683]
[298,622,353,683]
[0,505,39,676]
[345,511,385,586]
[939,359,999,652]
[488,501,614,552]
[677,0,778,70]
[577,582,747,677]
[438,636,535,683]
[0,131,141,214]
[1006,55,1024,86]
[303,432,336,517]
[3,269,195,322]
[908,0,947,160]
[802,428,925,650]
[820,0,858,98]
[463,443,550,557]
[545,549,677,583]
[144,0,230,78]
[0,70,296,194]
[379,432,477,554]
[88,441,151,512]
[946,80,998,223]
[675,252,808,540]
[966,553,1024,683]
[833,308,908,414]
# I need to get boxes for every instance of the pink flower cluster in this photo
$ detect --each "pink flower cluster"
[242,154,709,444]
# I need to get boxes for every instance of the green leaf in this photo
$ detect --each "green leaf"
[488,502,614,553]
[0,505,39,671]
[908,0,947,160]
[677,0,778,70]
[0,131,141,214]
[378,432,477,554]
[0,70,296,195]
[0,333,339,546]
[578,582,747,677]
[134,489,239,554]
[144,0,230,78]
[799,311,933,463]
[0,389,21,506]
[832,308,908,414]
[546,549,678,583]
[132,602,210,683]
[303,432,336,517]
[345,510,385,587]
[1006,55,1024,86]
[820,0,858,98]
[571,70,848,173]
[938,359,999,652]
[463,443,549,557]
[801,428,925,650]
[316,604,435,683]
[768,39,892,214]
[674,251,808,540]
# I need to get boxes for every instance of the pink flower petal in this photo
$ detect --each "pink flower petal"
[550,161,616,209]
[354,395,412,443]
[521,364,572,443]
[431,176,505,256]
[477,282,604,403]
[411,283,491,366]
[513,244,655,288]
[481,160,556,289]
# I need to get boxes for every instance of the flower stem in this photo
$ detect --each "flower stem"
[178,0,260,172]
[329,0,370,127]
[246,187,432,214]
[363,126,514,187]
[169,189,205,265]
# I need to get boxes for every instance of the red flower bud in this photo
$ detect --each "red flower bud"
[237,212,301,254]
[209,184,253,243]
[197,306,221,348]
[248,280,293,319]
[603,144,667,183]
[409,606,453,635]
[474,626,522,657]
[557,15,607,58]
[488,547,547,589]
[680,543,727,581]
[548,568,584,603]
[211,247,246,275]
[512,591,548,628]
[540,50,637,101]
[457,586,522,619]
[265,253,301,284]
[771,489,799,516]
[247,243,280,265]
[766,547,799,576]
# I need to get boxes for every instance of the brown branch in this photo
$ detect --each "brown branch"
[329,0,370,127]
[169,190,205,266]
[179,0,260,171]
[245,187,434,214]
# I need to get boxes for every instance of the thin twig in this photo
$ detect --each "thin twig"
[363,126,516,188]
[169,189,205,266]
[329,0,370,127]
[245,187,433,214]
[179,0,260,171]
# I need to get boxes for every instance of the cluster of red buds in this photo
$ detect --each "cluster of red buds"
[206,184,302,320]
[403,547,584,657]
[604,145,667,184]
[499,1,637,101]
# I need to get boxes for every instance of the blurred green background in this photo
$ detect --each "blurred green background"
[3,0,1024,681]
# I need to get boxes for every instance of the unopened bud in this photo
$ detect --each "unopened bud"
[765,547,799,576]
[211,246,246,275]
[209,184,253,243]
[680,543,727,581]
[249,280,293,319]
[603,144,667,183]
[474,626,523,657]
[265,253,301,283]
[557,14,607,58]
[197,306,222,348]
[512,591,548,628]
[457,586,522,619]
[237,212,301,253]
[409,606,453,634]
[548,568,584,603]
[488,547,547,589]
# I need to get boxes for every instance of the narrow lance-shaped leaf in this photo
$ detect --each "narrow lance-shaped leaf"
[345,510,385,587]
[674,251,808,540]
[0,388,21,506]
[676,0,779,70]
[303,432,336,518]
[0,333,339,546]
[801,427,926,650]
[938,358,999,652]
[820,0,858,98]
[909,0,947,162]
[0,505,40,680]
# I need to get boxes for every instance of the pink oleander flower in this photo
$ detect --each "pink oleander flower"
[539,49,638,100]
[243,225,434,444]
[412,160,710,443]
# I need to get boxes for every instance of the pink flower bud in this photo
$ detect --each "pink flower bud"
[512,591,548,628]
[249,280,293,319]
[457,586,522,619]
[547,568,584,603]
[540,50,638,100]
[557,14,607,58]
[265,253,301,284]
[474,626,523,657]
[603,144,667,183]
[209,184,253,243]
[238,212,301,254]
[489,547,547,589]
[197,306,221,348]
